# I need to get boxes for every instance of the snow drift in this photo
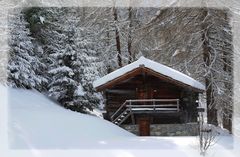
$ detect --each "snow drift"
[6,86,134,149]
[5,85,240,157]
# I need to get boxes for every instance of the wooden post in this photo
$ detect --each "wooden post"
[138,117,150,136]
[130,100,135,124]
[177,99,179,112]
[153,99,155,111]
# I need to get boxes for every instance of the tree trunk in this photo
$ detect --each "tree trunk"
[113,7,122,67]
[201,9,218,126]
[222,11,233,133]
[128,7,133,64]
[203,41,218,126]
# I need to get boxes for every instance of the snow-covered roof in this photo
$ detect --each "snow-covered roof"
[93,56,205,91]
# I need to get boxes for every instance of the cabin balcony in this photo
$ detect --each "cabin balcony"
[110,99,183,126]
[108,98,199,136]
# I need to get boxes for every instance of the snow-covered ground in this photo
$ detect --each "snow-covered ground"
[3,85,240,157]
[7,86,134,149]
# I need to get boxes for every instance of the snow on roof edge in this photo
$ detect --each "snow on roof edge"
[93,56,205,91]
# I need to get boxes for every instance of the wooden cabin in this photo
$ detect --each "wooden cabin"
[93,56,205,136]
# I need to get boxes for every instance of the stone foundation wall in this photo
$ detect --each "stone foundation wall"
[121,123,199,136]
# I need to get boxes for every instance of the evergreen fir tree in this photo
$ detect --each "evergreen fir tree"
[7,10,46,89]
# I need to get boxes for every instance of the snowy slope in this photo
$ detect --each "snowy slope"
[5,85,240,157]
[7,86,134,149]
[93,56,205,91]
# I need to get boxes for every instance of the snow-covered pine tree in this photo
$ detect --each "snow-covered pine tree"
[7,9,46,89]
[39,8,77,108]
[41,7,103,111]
[74,26,105,110]
[19,7,107,112]
[48,44,77,107]
[23,7,51,91]
[66,7,106,111]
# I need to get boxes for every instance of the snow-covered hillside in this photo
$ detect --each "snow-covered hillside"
[7,86,134,149]
[5,85,240,157]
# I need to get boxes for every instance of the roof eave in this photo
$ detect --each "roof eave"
[94,67,205,93]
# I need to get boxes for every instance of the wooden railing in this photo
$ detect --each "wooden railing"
[126,99,180,112]
[111,99,180,121]
[110,101,128,121]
